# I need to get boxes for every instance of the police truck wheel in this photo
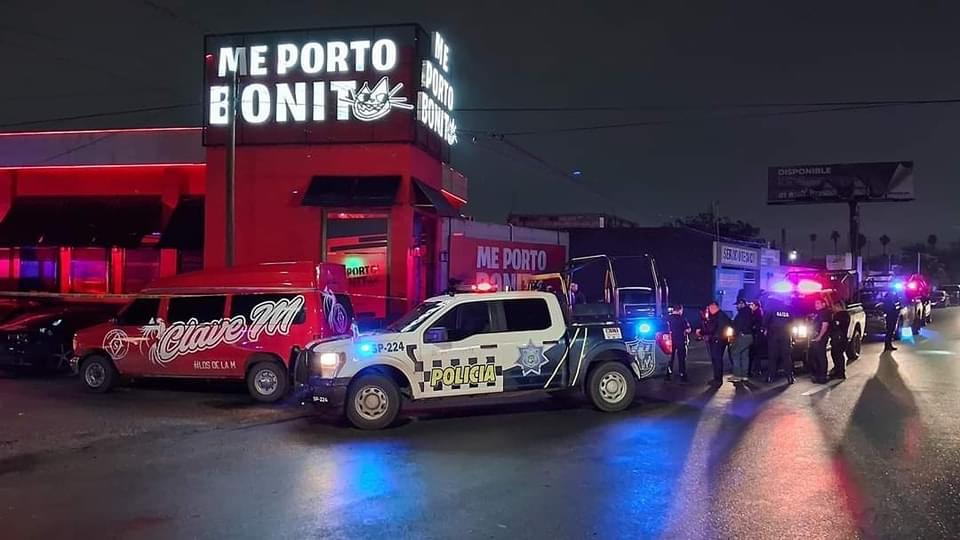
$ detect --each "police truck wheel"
[847,330,862,360]
[80,355,116,393]
[246,361,289,403]
[587,361,636,413]
[346,373,400,430]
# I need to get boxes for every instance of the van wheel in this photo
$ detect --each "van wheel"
[246,361,289,403]
[847,330,862,360]
[587,361,636,413]
[345,373,400,430]
[81,355,117,393]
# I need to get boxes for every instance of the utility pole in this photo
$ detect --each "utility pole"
[225,68,239,267]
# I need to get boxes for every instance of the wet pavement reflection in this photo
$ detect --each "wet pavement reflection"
[2,310,960,539]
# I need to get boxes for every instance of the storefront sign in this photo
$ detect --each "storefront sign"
[203,24,457,156]
[715,242,759,269]
[449,237,567,291]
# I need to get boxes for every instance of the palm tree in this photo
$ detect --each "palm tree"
[830,230,841,254]
[809,233,818,258]
[880,234,892,272]
[928,234,938,253]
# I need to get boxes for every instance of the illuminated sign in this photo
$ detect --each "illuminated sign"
[203,25,457,157]
[418,33,457,145]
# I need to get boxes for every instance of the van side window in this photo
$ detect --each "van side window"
[428,301,493,342]
[167,296,226,323]
[118,298,160,326]
[230,294,306,324]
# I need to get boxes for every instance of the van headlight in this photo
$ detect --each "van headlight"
[313,352,344,379]
[792,324,809,339]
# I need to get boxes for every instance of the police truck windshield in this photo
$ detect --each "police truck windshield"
[386,301,445,332]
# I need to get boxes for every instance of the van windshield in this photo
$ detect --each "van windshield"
[386,301,446,333]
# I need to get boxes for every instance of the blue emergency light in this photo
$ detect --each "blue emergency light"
[358,342,375,355]
[892,281,905,291]
[637,321,653,337]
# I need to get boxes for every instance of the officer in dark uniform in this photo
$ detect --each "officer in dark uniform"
[763,298,795,384]
[666,304,691,382]
[829,300,850,379]
[882,292,900,351]
[700,301,733,385]
[810,298,832,383]
[748,300,764,377]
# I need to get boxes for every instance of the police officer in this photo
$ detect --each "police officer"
[810,298,832,384]
[829,300,849,379]
[728,299,755,383]
[748,300,764,377]
[882,291,900,351]
[763,298,794,384]
[666,304,691,382]
[700,301,732,385]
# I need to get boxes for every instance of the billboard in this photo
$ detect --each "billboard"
[203,24,456,160]
[449,237,567,291]
[767,161,914,204]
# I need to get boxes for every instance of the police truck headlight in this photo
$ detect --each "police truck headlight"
[314,352,344,379]
[792,324,809,339]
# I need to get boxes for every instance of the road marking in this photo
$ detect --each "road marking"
[801,379,843,396]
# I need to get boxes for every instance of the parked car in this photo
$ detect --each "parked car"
[0,303,119,373]
[71,262,354,402]
[931,290,949,308]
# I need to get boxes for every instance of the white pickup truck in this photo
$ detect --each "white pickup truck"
[295,287,672,429]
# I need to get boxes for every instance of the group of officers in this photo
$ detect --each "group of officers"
[665,296,857,386]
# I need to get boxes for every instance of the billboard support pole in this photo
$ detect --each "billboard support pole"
[848,201,860,266]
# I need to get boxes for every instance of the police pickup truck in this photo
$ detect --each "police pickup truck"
[297,256,672,429]
[765,271,866,368]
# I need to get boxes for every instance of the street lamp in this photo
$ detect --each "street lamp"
[788,250,798,262]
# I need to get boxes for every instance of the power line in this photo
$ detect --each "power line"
[457,97,960,113]
[464,102,909,137]
[0,103,201,130]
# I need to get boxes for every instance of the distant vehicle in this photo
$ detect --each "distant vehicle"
[931,290,949,308]
[938,284,960,306]
[765,271,866,370]
[0,303,118,373]
[71,262,354,403]
[297,255,673,429]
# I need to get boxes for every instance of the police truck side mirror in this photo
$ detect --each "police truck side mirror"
[424,327,449,343]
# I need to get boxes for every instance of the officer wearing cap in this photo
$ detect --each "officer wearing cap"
[763,297,795,384]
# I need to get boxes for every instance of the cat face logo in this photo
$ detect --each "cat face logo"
[341,77,414,121]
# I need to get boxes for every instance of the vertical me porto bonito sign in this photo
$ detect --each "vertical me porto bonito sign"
[203,25,457,158]
[449,237,567,290]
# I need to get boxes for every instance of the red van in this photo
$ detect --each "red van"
[71,262,354,402]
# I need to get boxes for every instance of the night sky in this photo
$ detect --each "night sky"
[4,0,959,253]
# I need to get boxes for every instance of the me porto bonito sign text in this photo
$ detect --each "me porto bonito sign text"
[449,237,567,290]
[203,24,457,158]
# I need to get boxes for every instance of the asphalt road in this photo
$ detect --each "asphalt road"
[2,310,960,539]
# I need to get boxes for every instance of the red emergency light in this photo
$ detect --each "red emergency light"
[907,281,919,291]
[471,282,496,292]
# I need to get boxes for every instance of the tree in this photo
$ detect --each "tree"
[830,230,841,254]
[809,233,818,258]
[879,234,891,255]
[928,234,938,253]
[858,234,868,252]
[666,212,761,242]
